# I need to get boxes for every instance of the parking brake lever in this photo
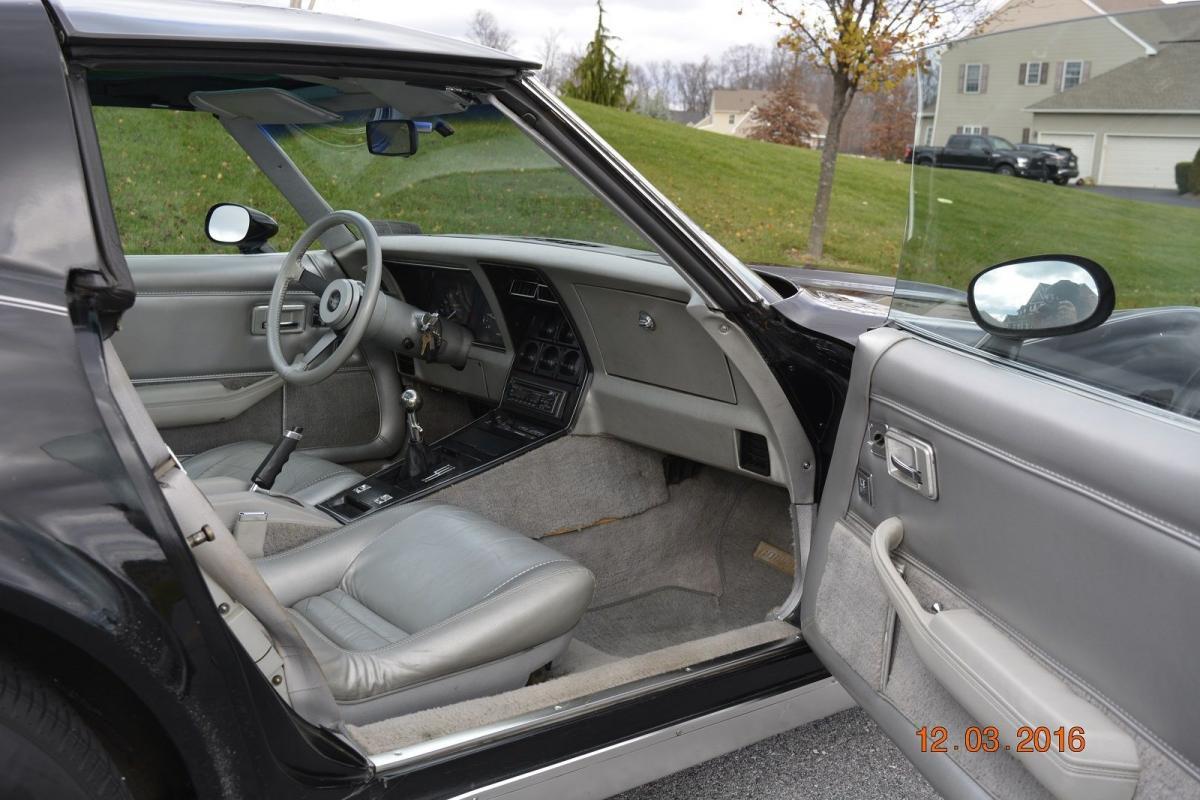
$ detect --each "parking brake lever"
[250,426,303,492]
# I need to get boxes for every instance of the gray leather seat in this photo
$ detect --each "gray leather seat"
[255,501,595,723]
[183,441,363,505]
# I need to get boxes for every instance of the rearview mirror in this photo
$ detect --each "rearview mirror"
[968,255,1115,339]
[205,203,279,253]
[367,119,418,157]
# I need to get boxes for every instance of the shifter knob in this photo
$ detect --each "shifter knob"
[400,388,423,413]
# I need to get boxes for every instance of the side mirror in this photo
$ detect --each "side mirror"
[968,255,1115,339]
[366,119,418,157]
[205,203,279,253]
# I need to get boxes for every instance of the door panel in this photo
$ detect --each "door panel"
[114,253,403,461]
[804,327,1200,799]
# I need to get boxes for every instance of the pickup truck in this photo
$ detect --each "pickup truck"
[904,134,1041,178]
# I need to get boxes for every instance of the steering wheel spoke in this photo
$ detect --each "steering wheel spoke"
[294,329,340,370]
[294,269,331,296]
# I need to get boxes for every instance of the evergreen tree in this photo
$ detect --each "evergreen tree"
[562,1,631,108]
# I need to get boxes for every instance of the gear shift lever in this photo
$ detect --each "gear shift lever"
[401,388,430,479]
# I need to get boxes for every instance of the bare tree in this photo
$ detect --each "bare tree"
[537,28,569,92]
[467,10,516,52]
[718,44,768,89]
[675,58,714,114]
[760,0,987,260]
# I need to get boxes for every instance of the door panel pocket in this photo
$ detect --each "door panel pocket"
[873,517,1139,800]
[812,520,901,690]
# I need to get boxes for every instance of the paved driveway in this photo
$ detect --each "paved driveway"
[614,708,941,800]
[1080,185,1200,208]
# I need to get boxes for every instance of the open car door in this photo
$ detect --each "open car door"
[802,315,1200,799]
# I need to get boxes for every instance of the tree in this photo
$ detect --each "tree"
[562,1,631,108]
[466,10,515,52]
[759,0,985,260]
[537,28,570,92]
[718,45,768,89]
[863,81,915,160]
[748,81,823,147]
[674,58,715,113]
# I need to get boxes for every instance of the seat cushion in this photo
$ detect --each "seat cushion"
[255,502,594,720]
[183,440,363,505]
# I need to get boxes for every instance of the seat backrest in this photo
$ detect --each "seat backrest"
[102,338,342,729]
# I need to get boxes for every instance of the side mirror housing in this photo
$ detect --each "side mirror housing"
[968,254,1115,339]
[367,119,418,157]
[205,203,279,253]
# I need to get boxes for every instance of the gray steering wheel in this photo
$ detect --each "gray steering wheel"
[267,210,382,385]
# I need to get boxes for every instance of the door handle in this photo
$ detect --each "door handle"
[888,453,922,485]
[883,429,937,499]
[870,518,1139,800]
[251,303,307,335]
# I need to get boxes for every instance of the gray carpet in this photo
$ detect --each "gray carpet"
[431,434,669,539]
[614,707,941,800]
[558,468,795,657]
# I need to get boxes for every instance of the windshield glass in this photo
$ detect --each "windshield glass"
[265,98,651,252]
[988,136,1015,151]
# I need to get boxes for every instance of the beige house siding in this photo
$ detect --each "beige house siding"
[932,18,1146,145]
[696,109,750,135]
[1031,111,1200,182]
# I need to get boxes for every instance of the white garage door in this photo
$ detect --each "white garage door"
[1038,132,1095,181]
[1101,135,1200,189]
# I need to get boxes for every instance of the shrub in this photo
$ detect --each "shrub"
[1190,148,1200,194]
[1176,162,1192,195]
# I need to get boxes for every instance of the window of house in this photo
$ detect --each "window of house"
[1063,60,1083,89]
[1025,62,1043,85]
[964,63,982,93]
[728,113,736,125]
[924,126,934,145]
[962,124,983,135]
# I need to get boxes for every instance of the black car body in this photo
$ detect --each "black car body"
[906,133,1041,177]
[1016,142,1080,184]
[4,2,1200,800]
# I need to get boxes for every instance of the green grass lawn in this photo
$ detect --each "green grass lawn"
[93,100,1200,309]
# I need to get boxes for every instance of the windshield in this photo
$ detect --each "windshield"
[988,136,1015,151]
[264,99,651,252]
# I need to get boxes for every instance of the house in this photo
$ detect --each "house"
[927,0,1200,186]
[693,89,828,148]
[668,109,706,126]
[1028,41,1200,187]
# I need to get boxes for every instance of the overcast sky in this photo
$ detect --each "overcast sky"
[242,0,787,64]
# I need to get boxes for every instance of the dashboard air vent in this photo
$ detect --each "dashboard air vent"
[737,430,771,476]
[510,280,538,299]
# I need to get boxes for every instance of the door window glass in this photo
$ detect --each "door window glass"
[894,6,1200,421]
[91,107,303,255]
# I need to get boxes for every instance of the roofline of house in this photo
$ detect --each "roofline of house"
[949,1,1163,49]
[1078,0,1158,54]
[1025,106,1200,113]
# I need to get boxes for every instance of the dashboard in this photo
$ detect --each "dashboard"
[386,263,504,349]
[357,236,798,495]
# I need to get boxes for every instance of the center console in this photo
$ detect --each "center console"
[319,265,589,523]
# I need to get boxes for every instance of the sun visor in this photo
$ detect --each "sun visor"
[189,88,341,124]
